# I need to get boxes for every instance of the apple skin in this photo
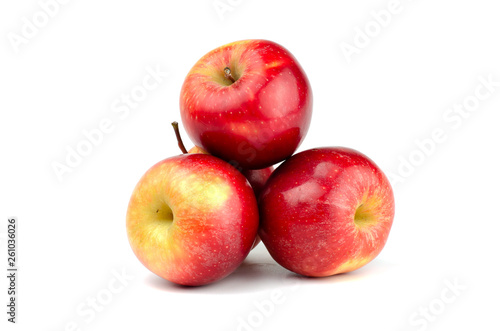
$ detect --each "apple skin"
[180,39,313,170]
[188,145,273,197]
[241,166,274,249]
[188,146,273,249]
[258,147,395,277]
[241,166,274,198]
[126,153,259,286]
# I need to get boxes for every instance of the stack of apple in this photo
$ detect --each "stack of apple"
[126,40,395,286]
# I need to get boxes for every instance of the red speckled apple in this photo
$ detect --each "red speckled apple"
[180,39,313,170]
[258,147,395,277]
[126,154,259,286]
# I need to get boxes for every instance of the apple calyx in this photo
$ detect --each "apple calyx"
[224,67,236,84]
[171,121,188,154]
[353,197,380,230]
[155,205,174,229]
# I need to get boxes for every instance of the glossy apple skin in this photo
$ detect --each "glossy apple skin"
[259,147,395,277]
[188,145,273,197]
[242,166,274,249]
[126,154,259,286]
[241,166,274,198]
[180,39,313,170]
[188,145,273,249]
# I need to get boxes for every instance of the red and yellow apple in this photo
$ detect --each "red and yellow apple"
[180,39,313,170]
[258,147,395,277]
[126,153,259,286]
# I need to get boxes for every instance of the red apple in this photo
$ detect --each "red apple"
[258,147,395,277]
[126,153,259,286]
[180,39,313,170]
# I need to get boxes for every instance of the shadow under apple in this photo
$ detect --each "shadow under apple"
[143,246,397,294]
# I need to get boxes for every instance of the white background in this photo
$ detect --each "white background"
[1,0,499,330]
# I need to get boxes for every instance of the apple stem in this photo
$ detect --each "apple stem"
[224,67,236,84]
[171,121,188,154]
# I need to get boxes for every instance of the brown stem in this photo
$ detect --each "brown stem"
[224,67,236,84]
[171,121,188,154]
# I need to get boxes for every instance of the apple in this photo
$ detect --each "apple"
[126,153,259,286]
[180,39,313,170]
[258,147,395,277]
